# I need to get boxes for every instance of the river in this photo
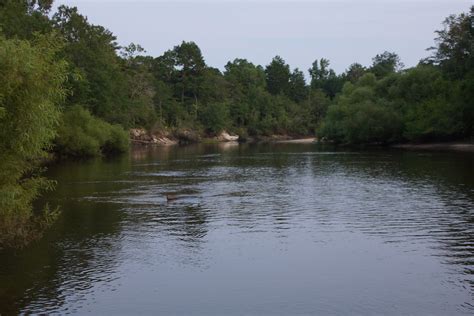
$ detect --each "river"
[1,143,473,315]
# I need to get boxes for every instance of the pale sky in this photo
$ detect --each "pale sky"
[54,0,472,74]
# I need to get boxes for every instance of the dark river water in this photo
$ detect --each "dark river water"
[1,143,474,315]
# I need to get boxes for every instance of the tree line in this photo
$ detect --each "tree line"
[0,0,472,248]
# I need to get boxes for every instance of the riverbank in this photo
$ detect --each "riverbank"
[128,129,474,153]
[392,142,474,153]
[130,128,317,146]
[274,137,317,144]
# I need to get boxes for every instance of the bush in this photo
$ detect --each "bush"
[55,105,129,157]
[0,35,67,249]
[104,124,130,153]
[343,101,402,143]
[319,75,403,144]
[199,102,230,135]
[403,97,464,141]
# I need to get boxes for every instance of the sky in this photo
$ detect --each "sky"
[54,0,472,74]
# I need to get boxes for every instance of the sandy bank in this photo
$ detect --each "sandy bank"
[274,137,317,144]
[130,128,240,146]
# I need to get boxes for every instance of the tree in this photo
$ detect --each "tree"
[224,59,266,128]
[308,89,331,128]
[344,63,366,83]
[53,6,129,123]
[288,68,308,103]
[225,59,266,93]
[319,73,403,143]
[370,51,404,78]
[425,6,473,79]
[265,56,290,95]
[120,45,157,127]
[172,41,206,106]
[0,34,67,248]
[149,42,216,127]
[309,58,344,98]
[382,65,465,140]
[199,67,228,104]
[309,58,330,87]
[55,105,129,157]
[0,0,53,39]
[151,52,180,125]
[199,102,230,134]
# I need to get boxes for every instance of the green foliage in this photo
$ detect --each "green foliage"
[265,56,291,95]
[199,102,230,134]
[320,55,471,143]
[52,6,133,126]
[404,97,463,141]
[320,6,474,144]
[168,41,206,105]
[309,58,344,98]
[0,1,472,248]
[0,34,67,248]
[148,41,215,126]
[460,71,474,136]
[425,6,474,79]
[344,63,366,83]
[370,51,404,78]
[173,41,206,78]
[224,59,265,127]
[0,0,53,39]
[309,58,331,86]
[319,75,402,144]
[391,66,465,140]
[55,105,129,157]
[308,89,331,129]
[121,51,157,128]
[288,68,308,103]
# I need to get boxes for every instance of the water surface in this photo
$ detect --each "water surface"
[1,144,473,315]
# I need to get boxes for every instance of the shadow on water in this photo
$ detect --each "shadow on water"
[0,143,473,314]
[0,158,129,314]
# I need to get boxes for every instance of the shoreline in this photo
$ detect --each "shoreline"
[273,137,317,144]
[392,142,474,153]
[130,128,473,153]
[130,128,318,146]
[131,136,318,146]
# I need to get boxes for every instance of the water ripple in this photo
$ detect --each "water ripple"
[1,146,473,314]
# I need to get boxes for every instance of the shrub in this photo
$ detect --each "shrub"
[55,105,129,157]
[319,75,403,144]
[0,35,67,249]
[199,102,230,135]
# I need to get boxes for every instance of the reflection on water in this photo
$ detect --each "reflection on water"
[1,144,474,314]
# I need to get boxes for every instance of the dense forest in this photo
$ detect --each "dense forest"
[0,1,472,248]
